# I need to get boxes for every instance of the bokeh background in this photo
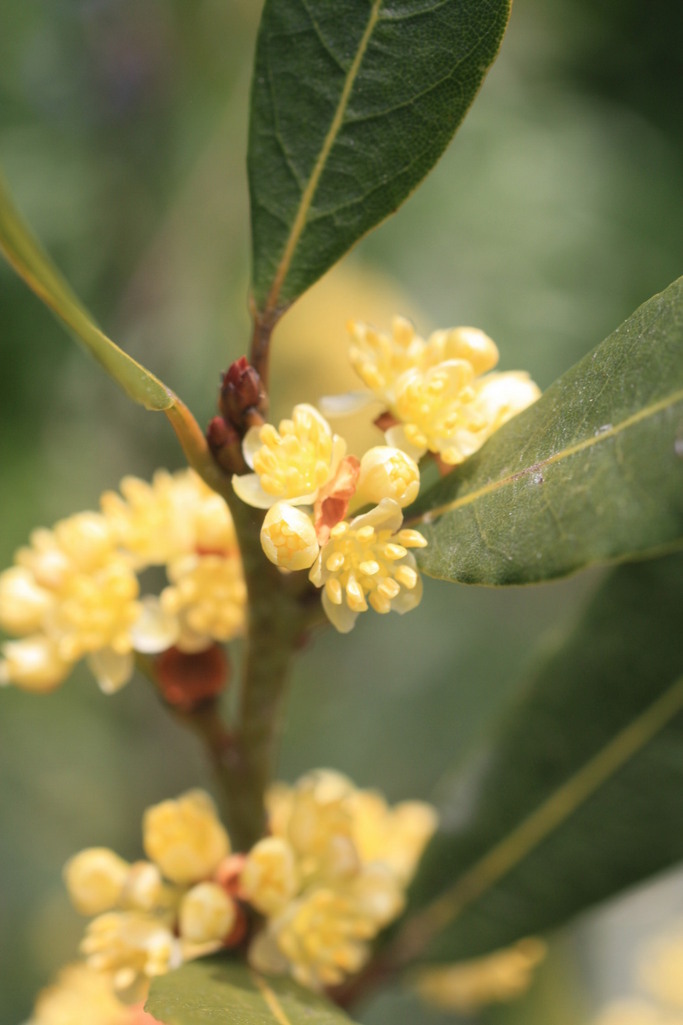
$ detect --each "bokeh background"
[0,1,681,1022]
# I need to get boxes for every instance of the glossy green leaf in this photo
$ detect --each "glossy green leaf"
[248,0,511,318]
[409,276,683,584]
[145,957,359,1025]
[394,552,683,964]
[0,169,173,410]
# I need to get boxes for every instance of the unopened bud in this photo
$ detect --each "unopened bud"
[206,416,246,475]
[219,357,267,428]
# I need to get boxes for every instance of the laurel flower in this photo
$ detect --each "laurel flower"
[28,963,145,1025]
[309,498,427,633]
[0,470,245,694]
[232,404,346,509]
[322,318,540,468]
[243,769,438,990]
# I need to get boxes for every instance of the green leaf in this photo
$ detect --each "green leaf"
[248,0,511,318]
[393,552,683,964]
[145,957,360,1025]
[409,276,683,584]
[0,169,173,411]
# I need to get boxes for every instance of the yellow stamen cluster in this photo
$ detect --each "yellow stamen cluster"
[64,790,238,994]
[241,769,438,989]
[53,774,437,1000]
[232,404,346,509]
[232,402,426,631]
[0,470,245,694]
[310,499,427,633]
[343,316,540,466]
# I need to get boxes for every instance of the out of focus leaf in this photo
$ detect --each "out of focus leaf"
[248,0,511,317]
[146,957,359,1025]
[410,277,683,584]
[394,552,683,964]
[0,169,173,410]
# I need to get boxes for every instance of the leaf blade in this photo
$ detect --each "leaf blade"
[395,552,683,964]
[0,168,173,411]
[145,957,360,1025]
[410,276,683,584]
[249,0,512,317]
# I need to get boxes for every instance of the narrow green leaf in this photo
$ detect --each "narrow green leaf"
[145,957,359,1025]
[409,276,683,584]
[0,169,173,411]
[395,553,683,964]
[249,0,511,317]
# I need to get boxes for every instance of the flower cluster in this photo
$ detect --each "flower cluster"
[242,769,438,988]
[29,964,154,1025]
[233,403,427,632]
[52,774,437,1006]
[232,318,539,631]
[64,790,241,996]
[325,316,540,466]
[0,470,245,694]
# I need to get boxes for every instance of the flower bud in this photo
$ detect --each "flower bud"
[64,848,129,915]
[219,356,267,428]
[260,503,319,571]
[178,882,237,944]
[240,837,299,916]
[155,645,229,712]
[143,790,230,884]
[357,447,420,507]
[0,567,51,634]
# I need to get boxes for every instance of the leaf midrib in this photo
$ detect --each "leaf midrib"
[262,0,384,315]
[408,386,683,527]
[393,672,683,964]
[251,970,293,1025]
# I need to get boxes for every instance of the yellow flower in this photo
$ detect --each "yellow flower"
[233,404,346,509]
[324,318,540,467]
[143,790,230,885]
[29,963,133,1025]
[355,446,420,508]
[309,498,427,632]
[266,888,375,989]
[64,848,130,916]
[0,512,140,694]
[240,837,300,916]
[178,882,237,944]
[246,770,438,990]
[81,911,177,990]
[160,553,246,650]
[260,503,320,571]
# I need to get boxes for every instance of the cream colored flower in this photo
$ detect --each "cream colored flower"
[81,911,177,990]
[178,882,237,944]
[356,446,420,508]
[349,790,439,885]
[260,503,320,571]
[0,635,72,692]
[143,790,230,885]
[309,498,427,632]
[268,888,374,989]
[246,770,438,990]
[29,963,132,1025]
[240,837,300,916]
[64,848,130,916]
[161,553,246,650]
[232,404,346,509]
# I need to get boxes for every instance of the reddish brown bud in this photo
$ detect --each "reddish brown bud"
[206,416,246,474]
[374,410,398,432]
[156,645,229,712]
[219,356,267,428]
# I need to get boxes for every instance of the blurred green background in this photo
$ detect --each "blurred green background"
[0,1,681,1022]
